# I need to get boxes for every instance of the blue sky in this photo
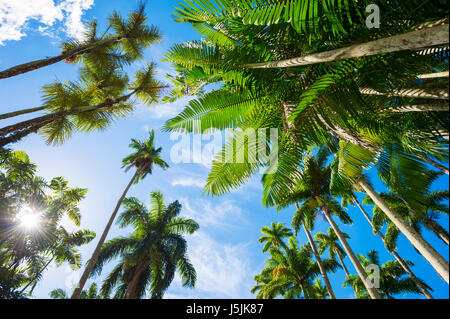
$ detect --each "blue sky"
[0,0,448,299]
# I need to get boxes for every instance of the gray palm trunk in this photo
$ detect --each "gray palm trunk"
[424,218,450,246]
[245,24,449,69]
[357,178,449,283]
[352,195,434,299]
[321,205,382,299]
[125,258,149,299]
[334,246,358,297]
[0,106,46,121]
[359,87,449,100]
[71,169,140,299]
[418,155,449,175]
[301,223,336,299]
[0,38,122,80]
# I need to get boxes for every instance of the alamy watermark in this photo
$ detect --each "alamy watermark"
[169,121,279,174]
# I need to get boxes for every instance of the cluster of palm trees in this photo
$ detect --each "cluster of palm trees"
[0,149,95,298]
[160,0,449,299]
[0,4,199,299]
[0,0,448,299]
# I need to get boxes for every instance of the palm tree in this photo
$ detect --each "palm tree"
[270,150,382,299]
[0,63,165,147]
[0,150,94,297]
[343,250,432,299]
[162,0,449,284]
[50,283,103,299]
[259,222,292,253]
[90,193,198,299]
[253,238,339,299]
[71,130,169,299]
[0,4,161,80]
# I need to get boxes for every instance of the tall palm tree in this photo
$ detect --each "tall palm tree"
[341,192,435,298]
[0,4,161,80]
[271,150,382,299]
[315,228,352,279]
[90,193,198,299]
[0,63,165,147]
[71,130,169,299]
[50,283,103,299]
[344,250,432,299]
[162,0,449,284]
[259,222,292,253]
[253,238,339,299]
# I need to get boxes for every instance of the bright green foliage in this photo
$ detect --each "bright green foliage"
[50,283,103,299]
[253,236,339,299]
[90,192,199,299]
[121,129,170,184]
[343,250,432,299]
[0,150,95,298]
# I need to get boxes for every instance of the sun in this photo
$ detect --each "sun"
[16,206,41,230]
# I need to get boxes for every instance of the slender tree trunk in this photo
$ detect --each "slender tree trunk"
[418,155,449,175]
[424,218,449,246]
[0,38,121,80]
[124,258,149,299]
[71,169,140,299]
[19,256,55,295]
[0,91,139,147]
[321,205,382,299]
[417,71,449,79]
[245,24,449,69]
[359,87,449,100]
[301,223,336,299]
[352,195,434,299]
[0,106,46,121]
[357,178,449,283]
[335,248,359,298]
[379,104,449,113]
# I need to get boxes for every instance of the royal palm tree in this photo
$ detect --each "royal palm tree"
[341,192,434,299]
[71,130,169,299]
[50,283,103,299]
[0,4,161,80]
[253,238,339,299]
[162,0,449,284]
[0,63,165,147]
[344,250,432,299]
[259,222,292,253]
[90,192,198,299]
[0,150,94,297]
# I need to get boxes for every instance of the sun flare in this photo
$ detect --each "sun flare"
[16,207,41,230]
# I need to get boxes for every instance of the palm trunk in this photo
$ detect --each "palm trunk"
[335,247,359,298]
[359,87,449,100]
[124,259,149,299]
[18,256,55,295]
[301,223,336,299]
[352,195,434,299]
[245,24,449,69]
[0,106,46,121]
[0,38,121,80]
[0,91,138,147]
[71,169,140,299]
[424,218,449,246]
[417,71,449,79]
[321,205,382,299]
[379,104,449,113]
[357,178,449,283]
[418,155,449,175]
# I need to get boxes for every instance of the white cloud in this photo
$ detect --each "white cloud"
[167,232,254,298]
[138,96,192,120]
[0,0,94,45]
[179,197,247,229]
[171,177,205,188]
